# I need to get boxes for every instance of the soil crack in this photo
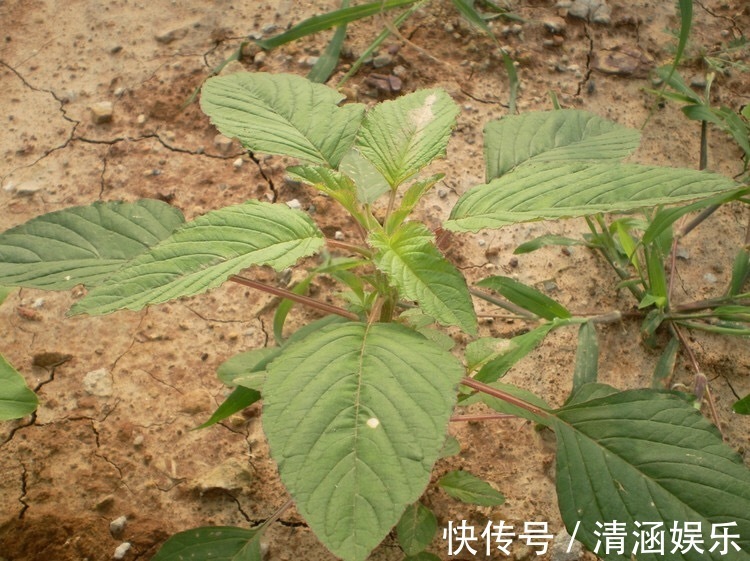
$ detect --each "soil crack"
[18,462,29,519]
[576,24,595,97]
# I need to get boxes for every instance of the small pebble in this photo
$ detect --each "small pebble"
[113,542,131,560]
[676,247,690,260]
[109,516,127,538]
[233,157,244,169]
[334,230,345,241]
[136,114,147,125]
[133,434,144,447]
[254,51,267,66]
[90,101,114,124]
[372,54,392,68]
[286,199,302,210]
[213,134,234,154]
[438,188,448,198]
[704,273,718,284]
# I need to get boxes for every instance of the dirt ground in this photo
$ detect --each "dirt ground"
[1,1,749,560]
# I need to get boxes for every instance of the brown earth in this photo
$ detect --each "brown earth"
[1,1,749,560]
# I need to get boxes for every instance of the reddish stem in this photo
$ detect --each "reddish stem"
[229,275,359,321]
[460,377,551,420]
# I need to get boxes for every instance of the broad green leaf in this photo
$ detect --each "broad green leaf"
[734,393,750,415]
[404,553,441,561]
[370,223,477,334]
[262,322,463,561]
[71,201,324,315]
[201,72,365,167]
[475,321,562,383]
[570,321,598,400]
[564,382,618,406]
[0,200,184,290]
[339,149,391,205]
[151,526,262,561]
[554,390,750,561]
[197,386,260,429]
[397,503,438,556]
[446,162,742,232]
[514,235,592,254]
[255,0,419,50]
[438,470,505,506]
[477,276,571,320]
[0,354,38,421]
[483,110,640,181]
[356,89,460,187]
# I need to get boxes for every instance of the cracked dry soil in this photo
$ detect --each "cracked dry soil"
[1,1,749,560]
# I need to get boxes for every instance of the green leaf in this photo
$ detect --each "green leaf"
[262,322,463,561]
[151,526,262,561]
[307,0,350,83]
[287,165,369,226]
[438,470,505,506]
[200,72,365,167]
[370,223,477,334]
[570,321,598,400]
[0,200,184,290]
[733,393,750,415]
[729,248,750,296]
[397,502,438,556]
[385,174,443,233]
[475,321,562,383]
[356,89,460,187]
[216,348,279,387]
[440,435,461,458]
[197,387,261,429]
[255,0,420,50]
[339,149,391,205]
[465,337,511,373]
[71,201,324,315]
[477,276,571,320]
[0,354,38,421]
[514,235,592,254]
[554,390,750,561]
[446,162,742,232]
[483,110,641,181]
[404,553,441,561]
[652,336,679,389]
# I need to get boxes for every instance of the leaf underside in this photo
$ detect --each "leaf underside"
[262,322,463,561]
[555,389,750,561]
[446,162,743,232]
[0,199,184,290]
[0,354,38,421]
[71,201,324,315]
[201,72,365,167]
[370,223,477,334]
[484,109,641,180]
[356,88,459,187]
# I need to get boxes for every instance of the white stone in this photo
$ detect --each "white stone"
[233,157,244,169]
[286,199,302,210]
[113,542,131,560]
[90,101,114,124]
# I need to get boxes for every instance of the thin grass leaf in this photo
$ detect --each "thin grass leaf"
[729,249,750,297]
[652,336,679,389]
[514,235,592,254]
[256,0,419,50]
[307,0,350,83]
[477,276,571,320]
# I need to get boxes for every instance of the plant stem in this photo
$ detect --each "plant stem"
[229,275,359,320]
[326,238,373,257]
[258,498,294,531]
[450,413,515,422]
[469,287,537,320]
[460,377,551,420]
